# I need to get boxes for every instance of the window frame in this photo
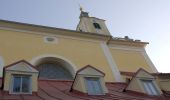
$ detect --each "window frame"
[140,79,160,96]
[10,75,32,94]
[84,77,104,95]
[93,23,101,29]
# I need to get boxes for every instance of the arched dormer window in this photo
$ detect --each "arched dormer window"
[93,23,101,29]
[37,62,73,80]
[35,57,75,80]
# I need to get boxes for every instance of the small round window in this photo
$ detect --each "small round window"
[44,36,57,43]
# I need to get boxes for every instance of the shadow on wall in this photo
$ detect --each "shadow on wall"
[0,56,4,77]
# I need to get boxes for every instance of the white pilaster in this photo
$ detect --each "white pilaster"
[142,50,158,73]
[100,42,123,82]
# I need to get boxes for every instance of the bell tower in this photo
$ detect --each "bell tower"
[76,8,111,35]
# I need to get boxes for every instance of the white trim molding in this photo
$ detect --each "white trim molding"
[30,54,78,77]
[141,50,158,73]
[10,75,32,94]
[0,56,4,77]
[0,26,102,44]
[100,42,124,82]
[109,44,145,52]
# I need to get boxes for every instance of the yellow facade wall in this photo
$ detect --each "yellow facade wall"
[156,78,170,91]
[0,29,115,82]
[109,48,153,73]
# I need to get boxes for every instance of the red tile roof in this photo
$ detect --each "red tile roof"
[0,79,169,100]
[121,70,170,77]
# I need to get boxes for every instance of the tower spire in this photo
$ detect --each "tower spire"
[79,6,89,18]
[76,7,111,35]
[79,4,83,12]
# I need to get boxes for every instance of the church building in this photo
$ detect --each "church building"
[0,8,169,100]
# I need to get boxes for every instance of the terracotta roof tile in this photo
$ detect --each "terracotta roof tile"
[0,79,169,100]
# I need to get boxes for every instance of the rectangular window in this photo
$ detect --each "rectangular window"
[85,77,103,95]
[12,75,31,94]
[141,80,159,95]
[93,23,101,29]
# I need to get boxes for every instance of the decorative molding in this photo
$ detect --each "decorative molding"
[109,44,145,52]
[0,26,104,44]
[5,61,38,73]
[0,56,4,77]
[100,42,124,82]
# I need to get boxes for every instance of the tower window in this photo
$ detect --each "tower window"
[85,77,103,95]
[93,23,101,29]
[11,75,31,94]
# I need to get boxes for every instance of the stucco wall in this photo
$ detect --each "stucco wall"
[0,29,115,82]
[109,48,154,73]
[157,78,170,91]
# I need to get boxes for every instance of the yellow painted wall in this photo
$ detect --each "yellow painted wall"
[0,29,115,82]
[109,48,153,73]
[156,78,170,91]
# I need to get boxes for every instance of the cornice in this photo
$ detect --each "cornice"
[0,19,148,47]
[0,19,110,41]
[108,38,149,48]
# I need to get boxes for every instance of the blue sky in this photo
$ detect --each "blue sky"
[0,0,170,72]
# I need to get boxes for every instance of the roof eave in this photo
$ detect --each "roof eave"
[0,19,111,41]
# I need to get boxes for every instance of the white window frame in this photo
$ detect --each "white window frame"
[85,77,104,95]
[10,75,32,94]
[141,80,160,96]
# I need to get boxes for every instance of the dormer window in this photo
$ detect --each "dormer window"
[70,65,108,95]
[93,23,101,29]
[85,77,103,95]
[125,68,162,96]
[141,80,160,95]
[11,75,31,94]
[3,60,39,94]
